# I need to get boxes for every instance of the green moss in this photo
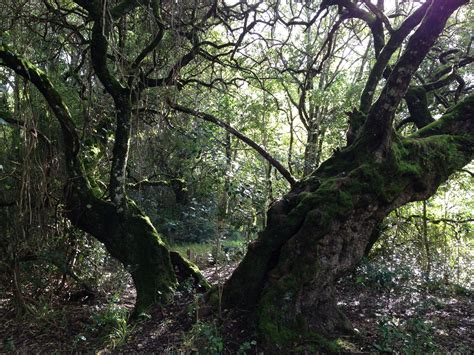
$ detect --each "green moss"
[112,206,179,316]
[169,251,210,290]
[412,135,471,176]
[258,288,340,353]
[414,94,474,138]
[390,142,422,177]
[387,134,472,200]
[340,136,450,204]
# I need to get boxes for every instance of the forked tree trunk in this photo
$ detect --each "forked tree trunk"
[221,0,472,350]
[222,100,473,350]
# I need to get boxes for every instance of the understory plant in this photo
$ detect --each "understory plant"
[375,316,437,353]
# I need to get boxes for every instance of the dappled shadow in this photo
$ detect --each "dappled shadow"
[1,259,472,353]
[336,277,473,353]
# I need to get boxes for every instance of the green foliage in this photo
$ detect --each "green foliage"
[159,200,218,243]
[89,302,134,349]
[171,239,247,267]
[182,321,224,354]
[237,339,257,354]
[374,316,438,353]
[371,171,473,289]
[356,261,413,289]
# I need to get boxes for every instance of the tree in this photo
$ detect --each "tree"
[219,0,473,350]
[0,0,224,315]
[0,0,472,351]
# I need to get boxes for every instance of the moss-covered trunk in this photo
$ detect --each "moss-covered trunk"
[222,102,474,350]
[64,187,210,316]
[221,2,472,349]
[1,26,209,318]
[64,189,176,314]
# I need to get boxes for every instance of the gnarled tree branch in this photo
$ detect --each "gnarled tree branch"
[359,0,432,113]
[362,0,468,148]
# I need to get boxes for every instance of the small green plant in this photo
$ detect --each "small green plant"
[107,316,133,348]
[238,340,257,354]
[183,321,224,353]
[374,316,437,353]
[374,316,404,353]
[404,318,437,353]
[89,302,133,349]
[2,337,16,352]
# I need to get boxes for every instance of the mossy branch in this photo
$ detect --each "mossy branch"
[168,99,297,186]
[413,93,474,139]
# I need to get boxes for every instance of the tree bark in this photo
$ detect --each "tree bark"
[303,126,320,176]
[0,42,208,317]
[222,94,473,350]
[221,0,472,350]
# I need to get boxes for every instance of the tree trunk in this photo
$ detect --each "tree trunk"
[0,43,210,316]
[222,95,474,350]
[65,188,210,315]
[64,189,174,314]
[222,2,471,350]
[303,127,320,176]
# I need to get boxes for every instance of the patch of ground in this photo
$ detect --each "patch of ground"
[336,279,473,353]
[0,261,472,353]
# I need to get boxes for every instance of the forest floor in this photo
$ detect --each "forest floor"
[0,260,472,353]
